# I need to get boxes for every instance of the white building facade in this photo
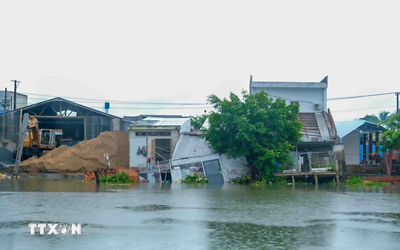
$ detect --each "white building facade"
[0,91,28,111]
[128,117,191,167]
[249,76,328,113]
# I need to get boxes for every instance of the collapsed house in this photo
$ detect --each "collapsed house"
[170,76,339,182]
[170,132,247,183]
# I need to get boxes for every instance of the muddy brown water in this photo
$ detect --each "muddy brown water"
[0,178,400,250]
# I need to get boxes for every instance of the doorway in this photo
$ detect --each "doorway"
[155,139,171,162]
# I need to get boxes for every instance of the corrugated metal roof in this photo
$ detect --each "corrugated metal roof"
[336,119,385,139]
[172,134,215,160]
[130,117,190,127]
[298,112,335,142]
[336,119,366,139]
[315,113,331,141]
[0,97,120,119]
[298,113,320,141]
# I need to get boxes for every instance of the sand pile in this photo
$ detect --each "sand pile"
[19,130,129,173]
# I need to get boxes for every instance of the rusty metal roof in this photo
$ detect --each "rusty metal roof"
[298,112,336,142]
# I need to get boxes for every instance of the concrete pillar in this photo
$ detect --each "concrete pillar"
[111,118,120,131]
[363,133,367,162]
[368,133,373,161]
[388,150,393,175]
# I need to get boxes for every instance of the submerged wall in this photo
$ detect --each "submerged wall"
[346,164,394,175]
[220,155,248,182]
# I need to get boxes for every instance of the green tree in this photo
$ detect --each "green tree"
[361,111,392,124]
[378,111,392,122]
[378,113,400,151]
[202,90,303,179]
[191,114,208,130]
[361,114,379,124]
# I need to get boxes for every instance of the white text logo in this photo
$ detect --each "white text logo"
[28,223,82,235]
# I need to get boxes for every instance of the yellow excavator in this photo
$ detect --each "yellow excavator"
[13,115,57,160]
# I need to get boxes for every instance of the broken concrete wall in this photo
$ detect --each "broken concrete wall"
[334,144,346,175]
[220,155,248,182]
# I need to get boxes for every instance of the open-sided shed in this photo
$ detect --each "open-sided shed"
[336,119,385,165]
[0,97,120,151]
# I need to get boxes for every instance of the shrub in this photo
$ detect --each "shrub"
[100,171,133,184]
[346,176,364,185]
[182,173,208,184]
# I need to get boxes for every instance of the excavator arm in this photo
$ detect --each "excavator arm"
[26,115,40,147]
[15,115,56,160]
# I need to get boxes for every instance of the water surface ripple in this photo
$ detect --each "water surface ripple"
[0,178,399,249]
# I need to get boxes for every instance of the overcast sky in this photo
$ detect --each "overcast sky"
[0,0,399,122]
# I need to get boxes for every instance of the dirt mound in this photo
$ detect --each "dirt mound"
[19,130,129,173]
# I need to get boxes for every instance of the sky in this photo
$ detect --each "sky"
[0,0,399,122]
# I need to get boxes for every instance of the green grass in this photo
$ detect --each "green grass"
[346,176,364,185]
[344,176,389,186]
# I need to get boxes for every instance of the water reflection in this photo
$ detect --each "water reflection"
[0,178,400,249]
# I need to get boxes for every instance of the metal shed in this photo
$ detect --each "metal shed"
[0,97,120,151]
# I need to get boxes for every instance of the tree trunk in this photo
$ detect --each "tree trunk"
[247,156,260,181]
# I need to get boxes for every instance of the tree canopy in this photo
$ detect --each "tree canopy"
[361,111,392,124]
[202,90,303,178]
[378,113,400,151]
[191,114,208,130]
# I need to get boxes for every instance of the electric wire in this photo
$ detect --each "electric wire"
[21,92,210,106]
[328,92,398,101]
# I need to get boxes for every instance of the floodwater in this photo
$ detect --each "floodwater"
[0,177,400,250]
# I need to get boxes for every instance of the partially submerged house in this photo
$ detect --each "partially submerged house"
[336,119,386,165]
[250,75,338,172]
[170,132,247,183]
[169,76,339,183]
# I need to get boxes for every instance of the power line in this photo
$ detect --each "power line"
[21,92,210,106]
[21,90,400,114]
[23,90,400,105]
[331,105,396,113]
[328,92,397,101]
[26,97,213,107]
[90,106,212,110]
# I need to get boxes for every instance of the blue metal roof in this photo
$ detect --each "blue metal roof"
[336,119,385,139]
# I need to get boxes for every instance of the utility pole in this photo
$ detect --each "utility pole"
[397,92,399,114]
[4,88,7,111]
[11,79,20,110]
